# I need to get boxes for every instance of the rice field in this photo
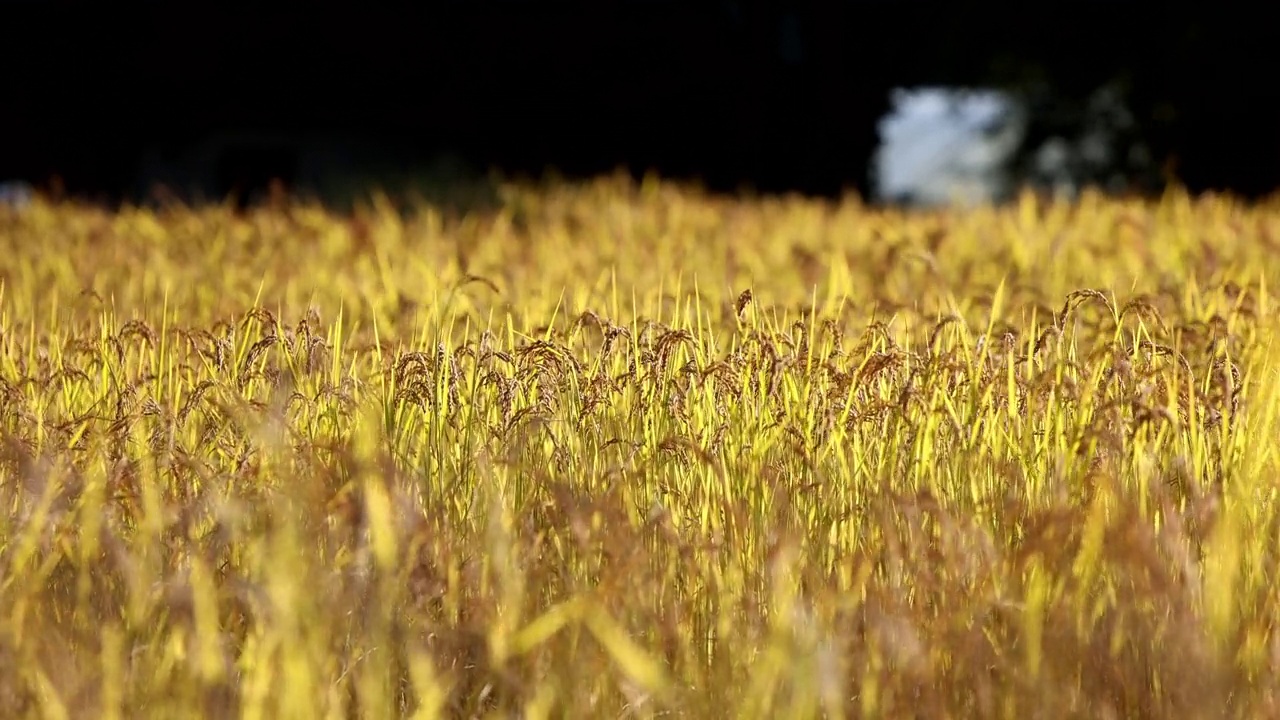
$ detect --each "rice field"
[2,176,1280,718]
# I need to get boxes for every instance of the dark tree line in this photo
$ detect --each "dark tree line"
[3,3,1277,206]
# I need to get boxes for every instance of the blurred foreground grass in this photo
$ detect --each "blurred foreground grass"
[2,176,1280,718]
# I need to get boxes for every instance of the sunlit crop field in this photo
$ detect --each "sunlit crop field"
[2,177,1280,719]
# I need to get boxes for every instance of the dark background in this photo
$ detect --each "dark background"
[3,3,1279,208]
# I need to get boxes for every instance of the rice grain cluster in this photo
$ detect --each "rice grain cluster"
[1,177,1279,718]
